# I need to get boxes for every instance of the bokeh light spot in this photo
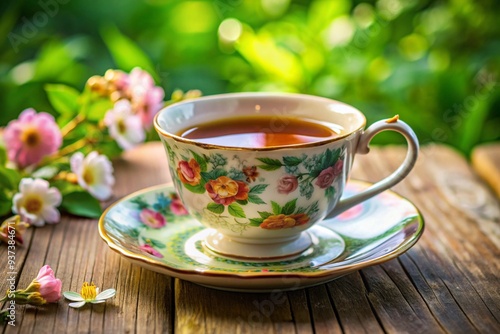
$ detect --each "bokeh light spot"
[218,18,243,43]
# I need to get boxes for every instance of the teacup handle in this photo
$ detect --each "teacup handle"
[325,117,419,219]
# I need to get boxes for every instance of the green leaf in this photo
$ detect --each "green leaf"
[184,183,206,194]
[0,146,7,166]
[87,99,114,121]
[61,191,102,218]
[282,198,297,215]
[146,238,166,249]
[271,201,281,215]
[51,180,82,195]
[201,169,226,182]
[247,194,266,205]
[45,84,80,117]
[249,218,264,227]
[283,156,303,166]
[256,157,283,171]
[325,186,336,199]
[228,203,246,218]
[190,150,208,172]
[101,24,158,81]
[0,166,21,190]
[258,211,272,219]
[320,148,333,169]
[207,202,224,214]
[236,199,248,205]
[0,191,12,216]
[130,197,149,210]
[257,164,282,171]
[249,184,268,195]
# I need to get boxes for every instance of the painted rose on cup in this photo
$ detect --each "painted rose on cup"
[206,176,249,206]
[260,213,310,230]
[277,175,298,194]
[177,159,201,186]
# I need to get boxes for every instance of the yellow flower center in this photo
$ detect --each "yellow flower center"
[25,196,43,213]
[21,127,41,147]
[117,119,126,134]
[212,176,238,198]
[82,167,94,185]
[81,282,97,301]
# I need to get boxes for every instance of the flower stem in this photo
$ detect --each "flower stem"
[60,87,93,138]
[60,114,85,137]
[39,138,92,167]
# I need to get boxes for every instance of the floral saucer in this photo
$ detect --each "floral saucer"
[98,180,424,292]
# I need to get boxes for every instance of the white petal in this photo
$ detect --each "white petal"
[88,184,112,201]
[70,152,84,174]
[63,292,84,302]
[21,208,44,226]
[90,300,106,304]
[12,193,23,214]
[30,178,50,194]
[41,207,60,223]
[46,188,62,206]
[95,289,116,300]
[19,178,34,193]
[69,301,87,308]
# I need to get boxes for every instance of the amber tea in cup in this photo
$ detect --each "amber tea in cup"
[177,115,343,148]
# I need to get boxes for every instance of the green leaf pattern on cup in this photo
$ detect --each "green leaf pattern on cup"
[163,141,345,232]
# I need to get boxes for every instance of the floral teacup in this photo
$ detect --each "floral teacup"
[154,93,419,260]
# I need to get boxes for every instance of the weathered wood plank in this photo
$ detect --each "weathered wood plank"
[286,289,313,334]
[374,145,500,333]
[326,273,385,334]
[305,285,341,333]
[175,279,295,334]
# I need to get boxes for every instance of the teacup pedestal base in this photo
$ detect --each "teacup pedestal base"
[202,228,343,262]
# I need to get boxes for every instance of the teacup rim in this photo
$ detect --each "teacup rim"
[154,92,367,151]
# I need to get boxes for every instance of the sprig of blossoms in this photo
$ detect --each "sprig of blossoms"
[0,67,201,223]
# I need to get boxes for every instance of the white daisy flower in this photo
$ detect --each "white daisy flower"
[70,151,115,201]
[104,99,145,150]
[63,282,116,308]
[12,178,62,226]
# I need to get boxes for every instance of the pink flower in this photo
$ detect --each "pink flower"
[277,175,298,194]
[0,264,62,306]
[139,208,166,228]
[333,160,343,175]
[3,108,62,168]
[126,68,165,130]
[315,160,344,189]
[33,265,62,303]
[177,159,202,186]
[315,167,336,189]
[170,198,188,215]
[140,244,163,258]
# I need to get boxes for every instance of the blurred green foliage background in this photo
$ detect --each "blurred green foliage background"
[1,0,499,154]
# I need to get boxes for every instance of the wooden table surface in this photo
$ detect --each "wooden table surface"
[1,142,499,334]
